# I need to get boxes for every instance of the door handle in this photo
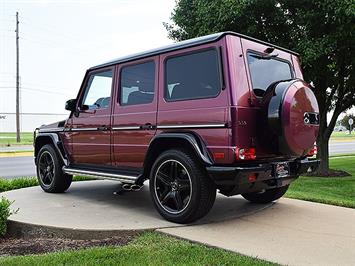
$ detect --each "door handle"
[97,126,109,131]
[140,123,155,130]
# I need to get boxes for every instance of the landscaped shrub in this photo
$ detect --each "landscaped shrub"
[0,197,15,236]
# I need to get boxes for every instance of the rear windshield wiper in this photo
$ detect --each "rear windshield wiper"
[250,53,279,60]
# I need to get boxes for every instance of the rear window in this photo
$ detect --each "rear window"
[247,52,292,97]
[165,49,221,101]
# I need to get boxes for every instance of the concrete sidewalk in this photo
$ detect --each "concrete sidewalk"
[159,198,355,266]
[1,180,354,265]
[1,180,271,232]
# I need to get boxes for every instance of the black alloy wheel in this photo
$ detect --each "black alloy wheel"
[36,144,72,193]
[150,149,216,224]
[154,159,192,214]
[38,151,55,187]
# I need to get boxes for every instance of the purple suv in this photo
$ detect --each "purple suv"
[34,32,320,223]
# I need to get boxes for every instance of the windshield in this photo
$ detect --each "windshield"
[247,52,292,97]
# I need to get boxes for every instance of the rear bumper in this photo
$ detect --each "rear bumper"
[207,158,320,196]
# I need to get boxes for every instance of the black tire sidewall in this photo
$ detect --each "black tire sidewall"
[149,149,214,223]
[36,144,71,193]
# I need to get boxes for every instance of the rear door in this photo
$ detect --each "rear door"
[112,57,158,169]
[239,38,295,159]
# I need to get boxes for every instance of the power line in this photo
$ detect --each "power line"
[0,86,72,96]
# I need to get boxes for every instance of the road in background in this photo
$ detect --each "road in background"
[328,141,355,155]
[0,145,33,152]
[0,141,354,179]
[0,156,36,178]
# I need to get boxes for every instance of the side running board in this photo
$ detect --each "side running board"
[62,167,139,184]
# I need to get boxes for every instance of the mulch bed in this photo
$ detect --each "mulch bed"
[304,168,351,177]
[0,232,139,257]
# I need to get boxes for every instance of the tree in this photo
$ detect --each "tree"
[340,113,355,131]
[165,0,355,175]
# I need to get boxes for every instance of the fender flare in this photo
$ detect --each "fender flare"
[34,133,68,166]
[145,132,213,166]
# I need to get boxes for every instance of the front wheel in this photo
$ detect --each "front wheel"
[149,149,216,224]
[36,144,72,193]
[242,185,289,203]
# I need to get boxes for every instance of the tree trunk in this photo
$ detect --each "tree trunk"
[317,135,329,175]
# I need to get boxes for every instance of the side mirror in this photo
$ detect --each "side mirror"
[65,99,77,112]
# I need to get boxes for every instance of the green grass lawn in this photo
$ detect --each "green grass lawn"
[0,132,33,146]
[286,155,355,208]
[330,131,355,141]
[0,232,273,266]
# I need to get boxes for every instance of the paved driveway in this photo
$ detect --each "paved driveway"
[159,198,355,266]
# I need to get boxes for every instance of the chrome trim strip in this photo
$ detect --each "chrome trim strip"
[157,124,226,129]
[62,167,138,184]
[112,126,141,131]
[39,128,64,133]
[70,128,98,132]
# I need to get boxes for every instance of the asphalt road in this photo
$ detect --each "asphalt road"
[0,141,354,179]
[328,141,355,155]
[0,156,36,179]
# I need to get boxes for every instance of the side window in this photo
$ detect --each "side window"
[82,70,112,110]
[120,61,155,106]
[165,49,221,101]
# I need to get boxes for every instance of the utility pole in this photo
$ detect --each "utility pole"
[15,12,20,142]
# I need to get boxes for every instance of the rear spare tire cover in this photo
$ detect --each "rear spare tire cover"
[264,79,319,156]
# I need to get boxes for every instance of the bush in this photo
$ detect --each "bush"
[0,197,15,237]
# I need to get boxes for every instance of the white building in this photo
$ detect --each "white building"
[0,113,67,132]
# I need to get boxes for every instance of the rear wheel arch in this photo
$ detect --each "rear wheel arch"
[142,133,213,181]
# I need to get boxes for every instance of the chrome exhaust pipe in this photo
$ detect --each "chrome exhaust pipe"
[131,184,142,191]
[121,183,143,191]
[122,184,132,191]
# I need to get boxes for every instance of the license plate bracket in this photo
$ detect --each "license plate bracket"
[273,162,290,178]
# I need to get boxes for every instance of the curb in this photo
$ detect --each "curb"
[7,220,146,240]
[6,202,273,240]
[0,152,33,158]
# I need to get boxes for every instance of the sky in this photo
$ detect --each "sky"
[0,0,353,120]
[0,0,175,114]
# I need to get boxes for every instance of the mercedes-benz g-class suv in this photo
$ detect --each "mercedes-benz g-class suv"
[34,32,320,223]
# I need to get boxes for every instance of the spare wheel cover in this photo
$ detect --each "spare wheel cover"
[281,80,319,155]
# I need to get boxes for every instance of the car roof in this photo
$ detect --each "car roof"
[90,31,299,70]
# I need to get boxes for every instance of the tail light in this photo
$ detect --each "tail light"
[236,148,256,160]
[307,144,317,157]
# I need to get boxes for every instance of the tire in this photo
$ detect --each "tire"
[149,149,216,224]
[242,185,289,203]
[36,144,72,193]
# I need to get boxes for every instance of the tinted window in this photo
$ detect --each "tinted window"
[165,49,221,101]
[247,52,292,97]
[82,70,112,109]
[120,61,155,105]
